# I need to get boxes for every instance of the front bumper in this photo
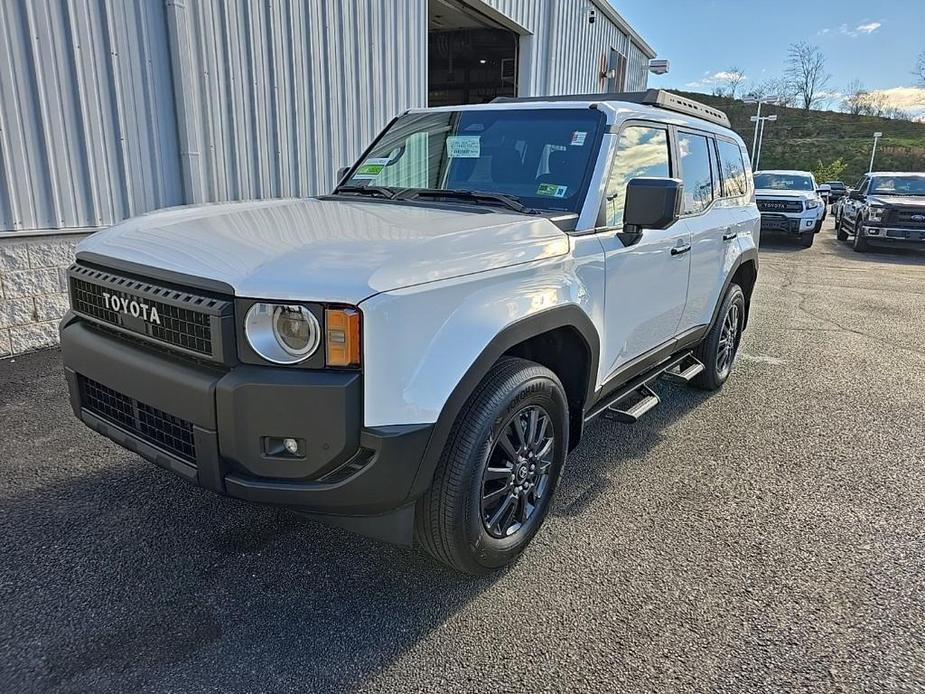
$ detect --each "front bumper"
[860,226,925,245]
[760,213,817,234]
[60,316,433,533]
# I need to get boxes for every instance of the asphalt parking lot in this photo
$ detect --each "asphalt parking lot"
[2,219,924,693]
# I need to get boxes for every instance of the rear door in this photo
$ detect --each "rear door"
[597,122,691,382]
[677,129,728,334]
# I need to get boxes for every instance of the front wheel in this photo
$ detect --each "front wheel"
[692,283,745,391]
[853,229,870,253]
[835,214,848,241]
[415,358,569,574]
[800,230,815,248]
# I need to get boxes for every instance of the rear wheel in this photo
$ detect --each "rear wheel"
[415,358,569,574]
[692,283,745,391]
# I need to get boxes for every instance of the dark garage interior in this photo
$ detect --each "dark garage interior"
[428,0,519,106]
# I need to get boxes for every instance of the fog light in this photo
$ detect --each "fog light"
[283,437,300,455]
[865,227,880,235]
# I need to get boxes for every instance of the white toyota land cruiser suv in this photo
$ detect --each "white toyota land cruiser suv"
[61,90,759,574]
[754,169,826,247]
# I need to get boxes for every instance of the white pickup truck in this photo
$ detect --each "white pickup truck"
[61,90,760,574]
[754,170,826,247]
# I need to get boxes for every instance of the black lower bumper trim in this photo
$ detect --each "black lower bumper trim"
[61,318,434,521]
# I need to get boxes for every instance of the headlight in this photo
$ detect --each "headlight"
[805,199,819,209]
[244,303,321,364]
[867,205,884,223]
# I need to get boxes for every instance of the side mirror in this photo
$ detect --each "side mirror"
[336,166,351,184]
[849,189,863,200]
[623,178,683,230]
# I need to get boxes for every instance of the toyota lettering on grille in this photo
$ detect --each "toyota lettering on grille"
[102,291,162,325]
[762,202,788,209]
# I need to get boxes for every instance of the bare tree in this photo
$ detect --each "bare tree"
[744,77,798,106]
[916,52,925,86]
[716,67,747,99]
[860,91,888,117]
[785,42,831,110]
[842,79,867,115]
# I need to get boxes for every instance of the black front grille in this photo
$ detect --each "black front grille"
[79,376,197,463]
[68,264,230,360]
[757,199,803,213]
[888,208,925,229]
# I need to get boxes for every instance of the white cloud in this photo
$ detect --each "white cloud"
[835,21,882,38]
[868,86,925,120]
[855,21,881,34]
[685,70,747,89]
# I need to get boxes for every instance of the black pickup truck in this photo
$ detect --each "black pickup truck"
[836,172,925,252]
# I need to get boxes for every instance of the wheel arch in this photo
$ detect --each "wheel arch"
[711,249,759,332]
[406,306,600,501]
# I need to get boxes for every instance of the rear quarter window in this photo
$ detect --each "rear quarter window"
[716,139,748,198]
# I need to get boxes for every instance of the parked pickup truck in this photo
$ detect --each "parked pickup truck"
[60,90,759,574]
[754,170,826,248]
[836,172,925,252]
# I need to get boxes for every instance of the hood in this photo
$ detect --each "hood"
[77,198,570,304]
[868,195,925,208]
[755,189,817,200]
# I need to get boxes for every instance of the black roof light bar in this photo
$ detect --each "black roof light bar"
[492,89,731,129]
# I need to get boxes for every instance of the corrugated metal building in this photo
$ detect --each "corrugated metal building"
[0,0,656,355]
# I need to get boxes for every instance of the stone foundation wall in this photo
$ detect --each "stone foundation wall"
[0,234,91,357]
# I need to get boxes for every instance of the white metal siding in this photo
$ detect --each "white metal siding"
[0,0,182,233]
[165,0,428,204]
[485,0,650,95]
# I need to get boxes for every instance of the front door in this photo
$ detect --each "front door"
[598,122,691,384]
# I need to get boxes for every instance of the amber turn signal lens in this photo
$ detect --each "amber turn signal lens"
[325,308,361,367]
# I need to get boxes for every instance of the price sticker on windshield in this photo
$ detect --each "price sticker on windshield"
[446,136,481,158]
[354,158,390,179]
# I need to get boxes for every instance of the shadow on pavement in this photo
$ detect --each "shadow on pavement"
[0,348,715,693]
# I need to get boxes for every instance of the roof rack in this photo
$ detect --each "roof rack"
[492,89,731,129]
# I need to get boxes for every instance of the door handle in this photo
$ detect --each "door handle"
[722,229,738,241]
[670,244,691,256]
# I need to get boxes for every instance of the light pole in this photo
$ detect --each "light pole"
[868,131,883,173]
[749,113,778,171]
[744,97,779,163]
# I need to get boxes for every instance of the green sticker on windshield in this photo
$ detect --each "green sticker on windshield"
[537,183,568,198]
[355,163,385,179]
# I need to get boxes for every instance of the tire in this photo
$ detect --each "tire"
[835,214,848,241]
[415,357,569,574]
[692,283,745,391]
[799,230,815,248]
[853,229,870,253]
[812,219,823,234]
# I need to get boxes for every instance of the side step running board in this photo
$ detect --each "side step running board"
[603,384,660,424]
[661,354,705,384]
[587,350,703,425]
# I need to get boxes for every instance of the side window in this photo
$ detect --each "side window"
[859,177,870,194]
[716,139,747,197]
[604,125,671,227]
[678,132,714,214]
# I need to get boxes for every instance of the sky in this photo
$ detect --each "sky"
[614,0,925,117]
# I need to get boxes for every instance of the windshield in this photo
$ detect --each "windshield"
[869,176,925,196]
[753,173,815,191]
[339,108,606,212]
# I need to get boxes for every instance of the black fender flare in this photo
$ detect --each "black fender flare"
[405,305,600,501]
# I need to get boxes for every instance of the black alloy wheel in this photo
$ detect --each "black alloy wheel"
[480,405,555,539]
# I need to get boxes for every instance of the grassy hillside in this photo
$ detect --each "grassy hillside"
[672,91,925,185]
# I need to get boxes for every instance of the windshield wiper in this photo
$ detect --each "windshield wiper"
[396,188,536,214]
[334,184,396,199]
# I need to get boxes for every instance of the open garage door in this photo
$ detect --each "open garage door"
[428,0,519,106]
